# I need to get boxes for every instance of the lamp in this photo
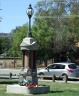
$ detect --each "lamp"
[26,4,34,37]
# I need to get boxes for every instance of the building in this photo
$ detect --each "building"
[0,32,13,38]
[0,26,21,38]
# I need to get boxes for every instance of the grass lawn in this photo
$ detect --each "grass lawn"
[0,79,79,96]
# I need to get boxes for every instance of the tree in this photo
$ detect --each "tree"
[9,24,28,57]
[33,18,55,60]
[33,1,58,65]
[0,37,11,56]
[33,0,79,63]
[0,38,2,54]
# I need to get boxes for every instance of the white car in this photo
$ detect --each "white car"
[37,62,79,80]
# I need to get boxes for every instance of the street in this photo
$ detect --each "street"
[0,68,79,83]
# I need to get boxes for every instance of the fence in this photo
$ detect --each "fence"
[0,73,16,79]
[0,73,79,83]
[37,75,79,83]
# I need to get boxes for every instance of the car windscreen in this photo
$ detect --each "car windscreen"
[68,64,77,69]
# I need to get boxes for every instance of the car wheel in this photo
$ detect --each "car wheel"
[39,73,44,79]
[62,74,68,82]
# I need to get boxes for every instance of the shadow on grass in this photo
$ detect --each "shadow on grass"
[0,81,18,84]
[50,90,64,93]
[0,78,19,84]
[32,91,64,95]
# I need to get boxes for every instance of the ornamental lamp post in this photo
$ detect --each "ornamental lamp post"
[6,4,50,95]
[20,4,38,84]
[26,4,34,37]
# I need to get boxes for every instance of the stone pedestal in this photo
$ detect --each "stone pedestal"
[7,85,50,94]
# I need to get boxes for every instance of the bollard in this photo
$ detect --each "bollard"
[63,75,67,83]
[10,73,12,79]
[52,74,55,82]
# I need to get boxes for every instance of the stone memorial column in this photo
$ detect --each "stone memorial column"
[20,37,38,84]
[20,4,38,84]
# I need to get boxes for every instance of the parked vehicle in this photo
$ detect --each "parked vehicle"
[37,62,79,80]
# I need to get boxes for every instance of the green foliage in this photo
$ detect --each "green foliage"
[33,18,55,60]
[0,37,11,56]
[8,24,28,57]
[33,0,79,62]
[0,38,2,54]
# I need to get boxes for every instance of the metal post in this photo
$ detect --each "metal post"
[64,75,67,83]
[52,74,55,82]
[28,17,32,37]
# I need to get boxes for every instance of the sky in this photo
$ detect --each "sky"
[0,0,41,33]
